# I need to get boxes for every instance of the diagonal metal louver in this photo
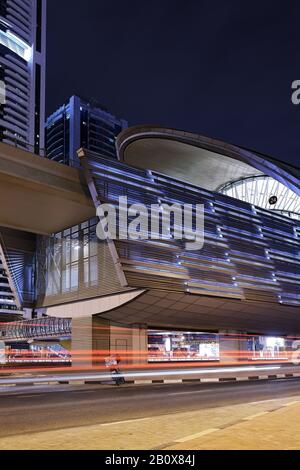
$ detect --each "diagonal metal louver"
[0,229,36,309]
[2,247,36,307]
[0,235,23,321]
[79,149,300,308]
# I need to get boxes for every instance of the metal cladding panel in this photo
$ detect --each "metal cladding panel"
[3,249,36,306]
[116,126,300,196]
[80,150,300,309]
[0,228,36,308]
[0,236,24,319]
[101,290,300,335]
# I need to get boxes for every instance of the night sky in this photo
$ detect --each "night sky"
[47,0,300,167]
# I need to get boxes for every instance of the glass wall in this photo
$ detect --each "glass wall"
[43,218,99,297]
[36,218,128,307]
[148,331,292,363]
[5,343,71,365]
[246,335,289,360]
[148,330,220,362]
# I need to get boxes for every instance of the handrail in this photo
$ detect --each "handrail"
[0,317,71,340]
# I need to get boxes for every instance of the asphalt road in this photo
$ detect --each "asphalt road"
[1,377,300,439]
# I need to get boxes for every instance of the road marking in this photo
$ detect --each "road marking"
[101,417,151,427]
[247,399,278,405]
[176,428,220,442]
[33,382,59,386]
[242,411,269,421]
[16,394,43,399]
[169,389,215,397]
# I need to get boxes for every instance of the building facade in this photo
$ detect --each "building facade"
[38,143,300,322]
[45,95,128,167]
[0,0,46,325]
[0,0,47,155]
[0,126,299,366]
[32,127,300,366]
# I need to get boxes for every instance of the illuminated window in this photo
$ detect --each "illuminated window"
[219,175,300,219]
[0,30,32,62]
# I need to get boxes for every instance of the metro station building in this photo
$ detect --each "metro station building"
[0,126,299,366]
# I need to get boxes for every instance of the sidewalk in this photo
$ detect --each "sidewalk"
[0,396,299,449]
[165,402,300,450]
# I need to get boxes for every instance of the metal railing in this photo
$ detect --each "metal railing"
[0,317,71,341]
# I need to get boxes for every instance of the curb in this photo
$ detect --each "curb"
[129,372,300,386]
[2,372,300,387]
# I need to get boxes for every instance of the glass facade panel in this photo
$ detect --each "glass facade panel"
[148,330,220,362]
[36,218,128,307]
[246,335,290,361]
[220,176,300,220]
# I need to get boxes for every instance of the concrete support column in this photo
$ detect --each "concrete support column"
[71,319,148,369]
[219,330,246,363]
[71,316,93,370]
[109,323,148,366]
[92,316,110,367]
[131,324,148,366]
[109,322,132,366]
[71,316,110,370]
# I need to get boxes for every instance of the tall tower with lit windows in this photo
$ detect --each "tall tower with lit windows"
[46,95,128,167]
[0,1,46,322]
[0,0,46,155]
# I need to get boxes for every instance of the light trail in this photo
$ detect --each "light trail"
[0,365,283,386]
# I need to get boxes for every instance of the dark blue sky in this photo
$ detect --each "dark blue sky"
[47,0,300,167]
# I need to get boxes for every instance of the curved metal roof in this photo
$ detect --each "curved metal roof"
[116,126,300,196]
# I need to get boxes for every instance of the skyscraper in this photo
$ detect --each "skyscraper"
[45,95,128,167]
[0,1,46,322]
[0,0,47,155]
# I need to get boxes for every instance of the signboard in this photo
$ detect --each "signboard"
[269,195,278,205]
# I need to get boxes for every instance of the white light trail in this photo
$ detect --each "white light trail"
[0,365,283,386]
